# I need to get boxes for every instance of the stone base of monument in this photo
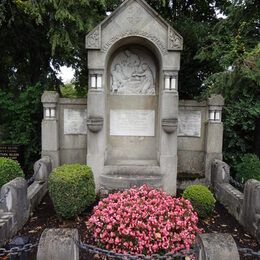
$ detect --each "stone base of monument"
[100,164,162,192]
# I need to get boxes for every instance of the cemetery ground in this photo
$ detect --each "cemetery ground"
[9,191,260,260]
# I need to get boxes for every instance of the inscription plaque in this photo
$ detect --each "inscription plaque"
[178,110,201,137]
[0,144,24,166]
[64,109,87,135]
[110,110,155,136]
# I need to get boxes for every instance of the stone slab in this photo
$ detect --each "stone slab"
[196,233,240,260]
[64,108,87,135]
[37,229,79,260]
[178,110,201,137]
[110,109,155,136]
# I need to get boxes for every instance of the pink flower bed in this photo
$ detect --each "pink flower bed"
[88,185,201,256]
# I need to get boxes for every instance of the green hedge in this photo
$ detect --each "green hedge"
[48,164,95,219]
[235,153,260,184]
[183,185,216,218]
[0,157,24,187]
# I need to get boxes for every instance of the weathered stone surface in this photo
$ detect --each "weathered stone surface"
[211,159,230,190]
[241,179,260,243]
[0,178,29,233]
[41,91,59,104]
[0,212,14,246]
[110,48,156,95]
[177,151,205,175]
[196,233,239,260]
[207,94,225,107]
[215,183,244,223]
[33,156,52,182]
[28,181,48,212]
[177,178,210,191]
[37,229,79,260]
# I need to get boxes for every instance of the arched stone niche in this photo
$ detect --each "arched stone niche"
[106,44,159,165]
[85,0,182,194]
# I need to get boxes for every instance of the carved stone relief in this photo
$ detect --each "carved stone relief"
[102,30,168,55]
[110,49,156,95]
[127,5,143,25]
[168,28,182,50]
[86,27,100,49]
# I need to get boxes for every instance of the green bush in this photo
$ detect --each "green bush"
[48,164,95,219]
[0,157,24,187]
[183,185,216,218]
[235,153,260,184]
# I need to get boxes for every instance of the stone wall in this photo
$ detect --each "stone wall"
[59,98,88,165]
[177,100,207,176]
[41,92,224,183]
[0,157,52,246]
[211,159,260,244]
[41,92,88,167]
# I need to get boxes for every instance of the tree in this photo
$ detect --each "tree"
[196,0,260,168]
[0,0,106,172]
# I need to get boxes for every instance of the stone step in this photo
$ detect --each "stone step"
[103,165,161,176]
[100,165,163,192]
[105,159,159,166]
[100,174,163,191]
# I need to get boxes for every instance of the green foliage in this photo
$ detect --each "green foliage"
[183,185,216,218]
[60,83,87,98]
[0,83,44,172]
[199,44,260,167]
[48,164,96,219]
[0,0,105,171]
[0,157,24,187]
[235,154,260,184]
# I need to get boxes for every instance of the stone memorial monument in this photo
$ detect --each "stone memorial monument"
[85,0,183,194]
[41,0,224,195]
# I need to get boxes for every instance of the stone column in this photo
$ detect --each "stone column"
[160,71,179,195]
[41,91,60,168]
[205,94,224,181]
[86,70,105,191]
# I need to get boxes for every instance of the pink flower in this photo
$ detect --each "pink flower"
[88,185,202,256]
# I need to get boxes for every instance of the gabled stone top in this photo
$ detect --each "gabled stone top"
[41,91,59,103]
[86,0,183,53]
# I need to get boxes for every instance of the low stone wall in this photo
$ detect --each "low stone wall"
[0,157,52,246]
[36,228,239,260]
[211,159,260,243]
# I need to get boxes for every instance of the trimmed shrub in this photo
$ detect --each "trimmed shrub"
[89,185,201,255]
[0,157,24,187]
[48,164,95,219]
[183,185,216,218]
[235,153,260,184]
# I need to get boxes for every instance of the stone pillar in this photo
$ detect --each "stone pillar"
[0,177,29,232]
[41,91,60,168]
[196,233,240,260]
[241,179,260,243]
[160,71,179,195]
[37,229,79,260]
[205,94,224,181]
[86,70,105,191]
